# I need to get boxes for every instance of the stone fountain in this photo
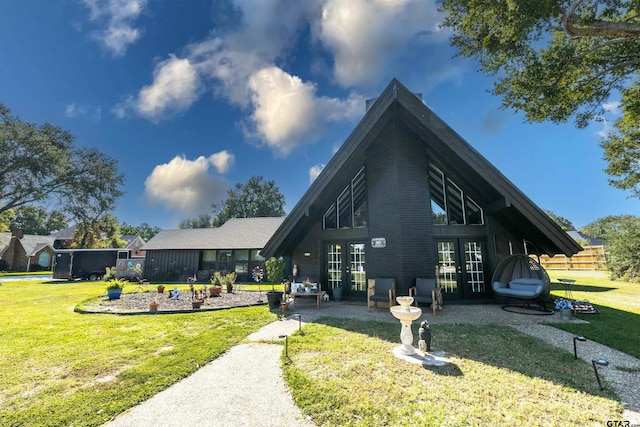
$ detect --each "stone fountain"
[389,296,449,366]
[389,296,422,356]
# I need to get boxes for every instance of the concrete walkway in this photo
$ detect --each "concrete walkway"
[104,302,640,426]
[104,315,316,427]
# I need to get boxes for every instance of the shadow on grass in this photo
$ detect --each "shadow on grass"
[544,303,640,360]
[550,282,617,293]
[307,316,615,398]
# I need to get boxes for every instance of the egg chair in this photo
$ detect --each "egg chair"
[491,254,553,314]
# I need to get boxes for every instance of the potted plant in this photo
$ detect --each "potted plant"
[149,300,159,311]
[555,299,573,320]
[265,258,286,309]
[280,293,290,311]
[157,284,165,293]
[332,285,343,302]
[222,272,236,293]
[106,278,126,300]
[210,272,223,297]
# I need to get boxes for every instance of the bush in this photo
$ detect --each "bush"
[607,219,640,282]
[265,258,286,283]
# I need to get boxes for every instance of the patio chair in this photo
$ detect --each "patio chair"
[491,254,552,314]
[367,278,396,311]
[409,278,442,316]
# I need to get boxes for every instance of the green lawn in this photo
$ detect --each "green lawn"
[283,319,621,426]
[0,279,277,427]
[1,271,637,426]
[547,270,640,359]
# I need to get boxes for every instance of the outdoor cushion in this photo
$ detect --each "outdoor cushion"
[369,278,395,301]
[492,281,508,291]
[510,277,544,286]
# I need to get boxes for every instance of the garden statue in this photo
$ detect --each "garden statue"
[418,320,431,352]
[169,286,180,300]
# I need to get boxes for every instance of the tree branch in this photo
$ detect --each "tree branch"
[564,0,640,38]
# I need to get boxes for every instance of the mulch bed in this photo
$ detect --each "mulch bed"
[79,290,268,314]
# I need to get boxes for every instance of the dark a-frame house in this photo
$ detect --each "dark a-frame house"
[262,79,581,302]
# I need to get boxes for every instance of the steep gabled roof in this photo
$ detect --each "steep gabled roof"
[262,78,581,258]
[0,232,55,256]
[142,217,285,250]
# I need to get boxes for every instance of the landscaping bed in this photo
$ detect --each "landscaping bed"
[79,290,267,314]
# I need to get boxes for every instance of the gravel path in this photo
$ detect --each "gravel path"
[103,302,640,426]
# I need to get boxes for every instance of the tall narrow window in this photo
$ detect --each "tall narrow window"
[352,168,367,227]
[429,165,447,225]
[337,186,352,228]
[446,179,464,224]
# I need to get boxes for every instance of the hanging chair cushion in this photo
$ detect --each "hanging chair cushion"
[492,277,543,299]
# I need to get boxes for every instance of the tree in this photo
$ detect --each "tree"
[120,222,162,241]
[581,214,640,243]
[440,1,640,196]
[582,215,640,282]
[544,210,575,231]
[212,176,285,227]
[178,214,213,229]
[0,103,125,221]
[71,214,126,249]
[606,217,640,282]
[8,206,67,235]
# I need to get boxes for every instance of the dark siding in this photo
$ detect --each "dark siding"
[366,118,432,295]
[144,250,200,282]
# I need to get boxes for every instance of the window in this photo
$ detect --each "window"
[218,250,232,272]
[428,163,484,226]
[429,165,447,225]
[202,250,217,271]
[337,186,352,228]
[352,168,368,227]
[38,252,51,268]
[323,203,337,229]
[235,250,249,275]
[323,167,368,230]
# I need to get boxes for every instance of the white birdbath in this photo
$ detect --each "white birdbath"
[389,296,422,356]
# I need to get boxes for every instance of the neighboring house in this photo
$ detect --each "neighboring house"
[141,217,285,282]
[120,235,146,258]
[567,231,605,246]
[261,79,581,302]
[0,229,56,271]
[50,225,76,249]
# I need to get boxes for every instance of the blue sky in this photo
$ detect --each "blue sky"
[1,0,638,231]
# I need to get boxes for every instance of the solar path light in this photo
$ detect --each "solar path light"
[573,336,586,359]
[591,359,609,390]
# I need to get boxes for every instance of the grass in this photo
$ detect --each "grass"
[546,271,640,359]
[0,279,277,427]
[283,318,621,426]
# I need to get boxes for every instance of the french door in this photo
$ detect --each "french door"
[326,241,367,299]
[437,239,487,299]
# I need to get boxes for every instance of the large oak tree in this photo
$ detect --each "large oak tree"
[440,0,640,195]
[0,103,125,230]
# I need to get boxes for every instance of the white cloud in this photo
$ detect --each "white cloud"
[144,155,230,215]
[603,100,621,114]
[118,0,457,156]
[132,55,202,121]
[82,0,147,56]
[596,99,622,138]
[316,0,444,86]
[309,164,325,184]
[246,67,364,156]
[209,150,235,174]
[65,103,102,122]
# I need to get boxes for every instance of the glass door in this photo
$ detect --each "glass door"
[325,241,367,300]
[437,239,487,299]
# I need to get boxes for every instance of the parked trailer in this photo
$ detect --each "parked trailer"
[53,249,131,281]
